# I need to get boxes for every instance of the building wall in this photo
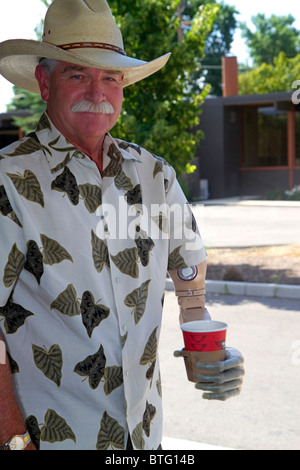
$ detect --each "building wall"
[240,170,290,196]
[0,128,20,149]
[196,100,241,199]
[223,106,241,196]
[195,92,298,200]
[196,98,226,199]
[294,169,300,186]
[0,111,30,149]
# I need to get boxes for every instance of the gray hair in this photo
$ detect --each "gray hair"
[38,57,59,74]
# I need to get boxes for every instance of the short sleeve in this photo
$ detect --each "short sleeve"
[165,168,206,271]
[0,172,26,306]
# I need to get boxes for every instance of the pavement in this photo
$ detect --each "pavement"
[188,197,300,300]
[160,197,300,451]
[193,196,300,249]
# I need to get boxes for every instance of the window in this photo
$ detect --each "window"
[0,129,20,148]
[242,106,287,167]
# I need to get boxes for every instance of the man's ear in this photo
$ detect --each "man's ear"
[35,65,50,102]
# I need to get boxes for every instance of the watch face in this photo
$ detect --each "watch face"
[9,436,25,450]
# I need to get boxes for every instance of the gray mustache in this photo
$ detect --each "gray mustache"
[71,100,115,114]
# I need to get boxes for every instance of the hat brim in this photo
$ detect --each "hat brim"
[0,39,171,93]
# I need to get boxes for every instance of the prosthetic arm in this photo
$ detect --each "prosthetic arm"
[168,260,209,324]
[168,261,244,401]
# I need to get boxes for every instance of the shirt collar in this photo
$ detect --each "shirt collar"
[35,113,141,174]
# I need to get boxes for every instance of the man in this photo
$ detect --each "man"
[0,0,244,450]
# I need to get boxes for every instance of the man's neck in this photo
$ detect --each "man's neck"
[47,111,105,174]
[66,135,105,173]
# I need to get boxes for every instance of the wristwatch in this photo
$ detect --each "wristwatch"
[0,431,31,450]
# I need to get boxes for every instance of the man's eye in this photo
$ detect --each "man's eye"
[105,75,123,84]
[72,74,82,79]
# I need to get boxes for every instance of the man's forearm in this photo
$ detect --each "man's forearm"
[0,331,33,448]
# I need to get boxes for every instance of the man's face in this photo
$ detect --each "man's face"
[35,61,124,145]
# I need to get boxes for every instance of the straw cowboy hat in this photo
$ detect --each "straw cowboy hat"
[0,0,171,94]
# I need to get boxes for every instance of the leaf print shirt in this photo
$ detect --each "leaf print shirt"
[0,113,206,450]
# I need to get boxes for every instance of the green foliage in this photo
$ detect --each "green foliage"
[7,87,46,134]
[240,13,300,67]
[238,14,300,95]
[167,1,238,96]
[6,0,49,133]
[199,0,238,95]
[110,0,218,175]
[266,186,300,201]
[239,51,300,95]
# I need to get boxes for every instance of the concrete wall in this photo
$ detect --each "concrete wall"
[240,170,290,196]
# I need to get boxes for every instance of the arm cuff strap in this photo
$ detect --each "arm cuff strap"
[175,288,206,297]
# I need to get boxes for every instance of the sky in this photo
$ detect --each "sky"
[0,0,300,112]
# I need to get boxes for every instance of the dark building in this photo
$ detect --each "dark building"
[0,111,29,149]
[191,57,300,200]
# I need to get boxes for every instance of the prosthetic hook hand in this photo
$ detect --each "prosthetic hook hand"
[168,262,244,401]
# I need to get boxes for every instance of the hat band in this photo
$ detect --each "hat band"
[58,42,127,56]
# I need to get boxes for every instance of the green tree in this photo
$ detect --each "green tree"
[239,51,300,95]
[7,0,50,133]
[240,13,300,67]
[7,89,46,133]
[181,0,238,96]
[110,0,218,174]
[8,0,218,176]
[175,1,238,96]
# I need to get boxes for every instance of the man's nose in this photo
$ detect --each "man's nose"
[85,79,106,102]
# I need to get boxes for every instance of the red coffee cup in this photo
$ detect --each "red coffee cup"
[181,320,228,352]
[180,321,228,382]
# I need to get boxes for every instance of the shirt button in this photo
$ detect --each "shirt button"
[116,277,120,283]
[125,370,129,377]
[122,324,127,332]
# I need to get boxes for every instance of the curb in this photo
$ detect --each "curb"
[161,436,234,451]
[165,278,300,300]
[199,197,300,208]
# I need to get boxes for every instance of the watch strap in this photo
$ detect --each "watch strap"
[0,431,31,450]
[0,442,9,450]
